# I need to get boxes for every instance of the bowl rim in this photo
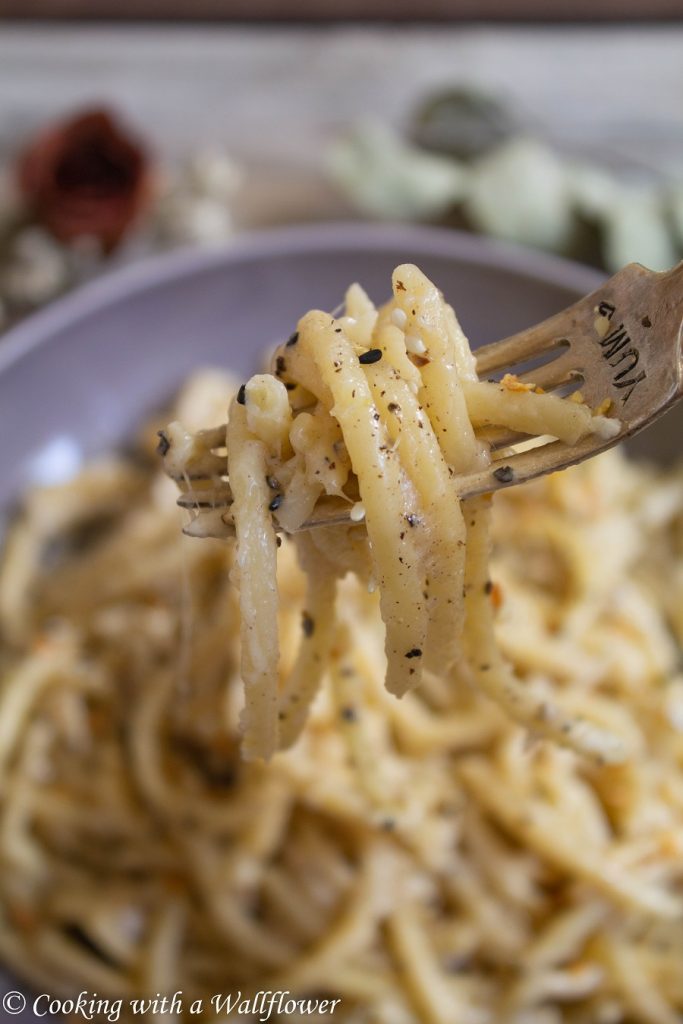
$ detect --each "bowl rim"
[0,222,604,377]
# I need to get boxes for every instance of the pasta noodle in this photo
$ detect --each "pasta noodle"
[1,268,683,1022]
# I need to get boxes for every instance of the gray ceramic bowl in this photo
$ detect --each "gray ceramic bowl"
[0,223,678,1020]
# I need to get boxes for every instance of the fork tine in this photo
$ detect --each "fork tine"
[477,426,531,451]
[183,509,235,539]
[517,352,583,392]
[165,452,227,482]
[196,425,227,449]
[475,333,569,377]
[177,487,232,510]
[454,433,615,501]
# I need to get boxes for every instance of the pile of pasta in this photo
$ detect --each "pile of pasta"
[1,269,683,1022]
[165,264,619,763]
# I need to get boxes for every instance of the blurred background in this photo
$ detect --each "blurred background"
[0,3,682,331]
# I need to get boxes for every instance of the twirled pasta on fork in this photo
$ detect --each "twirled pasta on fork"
[164,264,620,762]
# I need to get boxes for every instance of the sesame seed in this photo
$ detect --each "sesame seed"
[302,612,315,637]
[156,430,170,456]
[405,333,426,355]
[359,348,382,365]
[493,465,514,484]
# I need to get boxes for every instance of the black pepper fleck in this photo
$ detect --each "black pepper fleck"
[340,706,357,723]
[269,494,283,512]
[484,580,493,595]
[266,476,280,490]
[237,384,246,405]
[286,331,299,347]
[405,648,422,659]
[275,355,286,375]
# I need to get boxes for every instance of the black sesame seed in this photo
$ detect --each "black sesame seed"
[405,514,419,528]
[405,648,422,659]
[237,384,246,405]
[302,612,315,638]
[269,494,283,512]
[286,331,299,347]
[359,348,382,365]
[156,430,170,457]
[266,476,280,490]
[493,465,514,484]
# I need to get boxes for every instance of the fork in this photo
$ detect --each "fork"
[161,261,683,539]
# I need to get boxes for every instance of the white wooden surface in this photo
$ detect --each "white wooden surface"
[0,25,682,226]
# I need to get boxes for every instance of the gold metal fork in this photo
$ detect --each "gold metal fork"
[161,261,683,539]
